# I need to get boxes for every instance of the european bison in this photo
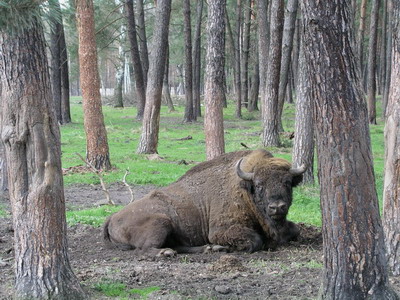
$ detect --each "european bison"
[104,150,306,256]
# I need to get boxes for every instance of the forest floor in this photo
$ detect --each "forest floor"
[0,183,399,299]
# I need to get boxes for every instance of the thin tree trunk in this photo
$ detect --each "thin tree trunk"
[366,0,380,125]
[258,0,270,103]
[292,43,314,184]
[192,0,203,118]
[125,0,146,120]
[262,0,284,147]
[0,16,85,299]
[382,0,392,117]
[302,1,398,298]
[204,0,226,160]
[383,0,400,276]
[163,45,175,112]
[137,0,171,154]
[357,0,367,83]
[235,0,242,118]
[136,0,149,88]
[183,0,195,122]
[241,0,251,110]
[277,0,299,131]
[60,23,71,124]
[76,0,111,170]
[248,49,260,112]
[379,0,387,96]
[50,4,62,124]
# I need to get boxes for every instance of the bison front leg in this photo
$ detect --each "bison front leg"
[209,225,264,253]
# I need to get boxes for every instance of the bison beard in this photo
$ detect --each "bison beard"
[104,150,306,257]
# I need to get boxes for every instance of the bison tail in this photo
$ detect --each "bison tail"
[103,217,113,248]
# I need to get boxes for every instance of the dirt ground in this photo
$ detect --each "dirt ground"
[0,184,399,299]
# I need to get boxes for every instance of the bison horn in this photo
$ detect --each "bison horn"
[235,158,254,181]
[289,164,307,176]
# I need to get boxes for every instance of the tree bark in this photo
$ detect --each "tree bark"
[383,0,400,276]
[125,0,146,120]
[183,0,195,122]
[382,0,393,117]
[0,16,85,300]
[357,0,367,85]
[366,0,380,125]
[60,23,71,124]
[76,0,111,170]
[262,0,284,147]
[241,0,251,110]
[248,50,260,112]
[162,45,175,112]
[277,0,299,131]
[136,0,171,154]
[258,0,270,102]
[292,41,314,184]
[192,0,203,118]
[136,0,149,88]
[302,1,398,298]
[235,0,242,118]
[204,0,226,160]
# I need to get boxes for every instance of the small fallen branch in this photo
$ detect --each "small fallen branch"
[75,153,115,206]
[122,168,135,203]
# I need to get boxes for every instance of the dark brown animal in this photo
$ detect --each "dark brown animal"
[104,150,306,256]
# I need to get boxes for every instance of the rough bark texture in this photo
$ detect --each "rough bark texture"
[382,0,393,117]
[302,1,398,299]
[125,0,146,120]
[192,0,203,118]
[136,0,149,88]
[183,0,195,123]
[277,0,299,130]
[383,0,400,276]
[292,43,314,184]
[204,0,226,160]
[0,18,85,300]
[76,0,111,170]
[366,0,380,125]
[262,0,284,147]
[258,0,269,103]
[357,0,367,80]
[136,0,171,154]
[50,2,62,124]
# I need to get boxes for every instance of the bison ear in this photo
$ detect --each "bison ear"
[240,180,255,193]
[292,174,303,187]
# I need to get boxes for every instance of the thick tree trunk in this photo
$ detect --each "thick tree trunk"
[277,0,299,131]
[0,17,85,300]
[302,1,398,299]
[366,0,380,125]
[136,0,171,154]
[262,0,284,147]
[204,0,226,160]
[192,0,203,118]
[383,0,400,276]
[136,0,149,88]
[292,44,314,184]
[183,0,195,122]
[76,0,111,170]
[125,0,146,120]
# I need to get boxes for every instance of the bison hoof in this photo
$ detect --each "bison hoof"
[204,245,229,253]
[157,248,177,257]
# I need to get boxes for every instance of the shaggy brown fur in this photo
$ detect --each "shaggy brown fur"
[104,150,304,256]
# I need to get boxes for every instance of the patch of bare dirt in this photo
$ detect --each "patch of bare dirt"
[0,184,398,299]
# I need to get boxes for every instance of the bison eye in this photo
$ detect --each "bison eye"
[284,179,292,187]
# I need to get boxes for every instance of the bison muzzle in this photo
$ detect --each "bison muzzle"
[104,150,306,256]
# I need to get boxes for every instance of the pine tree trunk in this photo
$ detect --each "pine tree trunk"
[366,0,380,125]
[162,45,175,112]
[302,1,398,298]
[277,0,299,131]
[292,43,314,184]
[60,24,71,124]
[382,1,392,117]
[50,6,62,124]
[0,17,85,300]
[357,0,367,83]
[258,0,270,102]
[262,0,284,147]
[137,0,171,154]
[76,0,111,170]
[241,0,251,110]
[383,0,400,276]
[136,0,149,88]
[235,0,242,118]
[248,51,260,112]
[125,0,146,120]
[183,0,195,122]
[192,0,203,118]
[204,0,226,160]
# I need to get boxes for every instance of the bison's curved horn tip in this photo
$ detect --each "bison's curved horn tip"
[289,164,307,176]
[235,158,254,181]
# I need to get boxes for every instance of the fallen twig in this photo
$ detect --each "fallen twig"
[122,168,135,203]
[75,153,115,206]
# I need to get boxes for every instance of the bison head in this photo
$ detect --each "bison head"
[236,158,306,223]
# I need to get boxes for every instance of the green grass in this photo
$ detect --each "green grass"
[93,279,160,299]
[62,97,387,228]
[0,203,8,218]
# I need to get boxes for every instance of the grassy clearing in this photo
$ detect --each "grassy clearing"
[62,97,386,228]
[93,279,160,299]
